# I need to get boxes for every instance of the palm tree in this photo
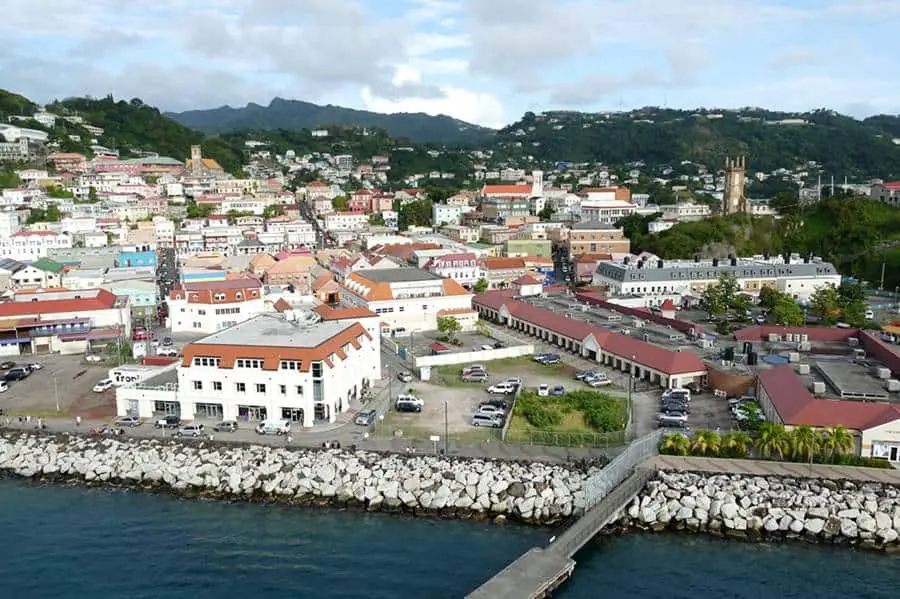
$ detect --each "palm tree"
[820,426,856,462]
[756,422,789,460]
[689,430,722,457]
[660,433,690,456]
[789,425,819,462]
[721,431,753,458]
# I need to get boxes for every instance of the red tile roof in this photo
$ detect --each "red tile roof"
[481,184,531,195]
[660,299,677,311]
[882,182,900,191]
[312,305,377,320]
[0,289,117,317]
[513,275,540,285]
[473,293,706,375]
[758,365,900,430]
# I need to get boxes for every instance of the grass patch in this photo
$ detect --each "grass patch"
[377,413,499,443]
[505,390,627,448]
[3,409,68,418]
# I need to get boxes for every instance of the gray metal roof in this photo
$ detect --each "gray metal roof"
[197,314,355,348]
[360,268,443,283]
[595,257,839,283]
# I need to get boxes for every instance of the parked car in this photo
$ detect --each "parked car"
[462,371,489,382]
[355,409,377,426]
[5,367,30,381]
[157,348,179,357]
[533,353,551,362]
[658,412,688,423]
[154,415,181,429]
[551,385,565,396]
[475,404,504,417]
[0,380,8,393]
[479,398,509,411]
[212,420,239,432]
[0,361,16,370]
[658,419,692,431]
[504,377,523,386]
[537,354,561,365]
[397,372,413,383]
[487,382,516,394]
[472,413,504,428]
[175,423,204,437]
[84,354,103,363]
[575,370,596,381]
[162,337,173,346]
[112,416,142,427]
[395,395,423,413]
[27,362,42,371]
[462,364,486,375]
[93,378,114,393]
[493,341,505,349]
[587,375,611,387]
[537,384,550,397]
[865,310,875,320]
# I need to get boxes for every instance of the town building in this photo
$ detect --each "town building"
[567,223,631,258]
[341,269,475,333]
[0,288,131,356]
[658,202,711,221]
[0,230,72,260]
[116,313,379,427]
[503,239,552,258]
[593,253,841,303]
[167,278,265,334]
[479,257,527,289]
[871,182,900,207]
[423,252,480,288]
[473,293,707,389]
[722,156,749,214]
[432,204,466,226]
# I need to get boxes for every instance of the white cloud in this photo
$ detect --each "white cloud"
[360,86,506,128]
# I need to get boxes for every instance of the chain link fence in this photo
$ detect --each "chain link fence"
[582,429,664,510]
[504,429,626,449]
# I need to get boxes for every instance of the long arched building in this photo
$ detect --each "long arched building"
[472,292,707,390]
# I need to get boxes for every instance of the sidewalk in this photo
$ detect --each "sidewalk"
[647,455,900,484]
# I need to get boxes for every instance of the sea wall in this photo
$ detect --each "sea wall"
[620,470,900,551]
[0,432,589,524]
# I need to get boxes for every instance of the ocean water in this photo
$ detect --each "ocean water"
[1,478,898,599]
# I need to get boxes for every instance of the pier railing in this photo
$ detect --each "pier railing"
[582,429,663,510]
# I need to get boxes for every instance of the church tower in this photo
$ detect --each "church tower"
[190,145,203,176]
[723,156,748,214]
[530,170,544,197]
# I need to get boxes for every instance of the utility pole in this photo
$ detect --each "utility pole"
[54,377,59,413]
[881,262,886,291]
[443,400,449,455]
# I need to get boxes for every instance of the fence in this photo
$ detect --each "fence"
[414,344,535,372]
[582,429,664,510]
[504,428,626,449]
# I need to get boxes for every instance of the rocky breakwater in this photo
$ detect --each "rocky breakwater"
[0,432,589,524]
[621,470,900,551]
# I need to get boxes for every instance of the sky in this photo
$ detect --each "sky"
[1,0,899,129]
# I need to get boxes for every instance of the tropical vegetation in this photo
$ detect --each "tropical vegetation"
[659,423,891,468]
[515,390,626,433]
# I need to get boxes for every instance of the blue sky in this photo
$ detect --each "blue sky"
[1,0,899,128]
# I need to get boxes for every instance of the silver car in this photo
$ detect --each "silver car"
[113,416,142,427]
[175,423,204,437]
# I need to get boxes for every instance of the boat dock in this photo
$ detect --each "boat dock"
[466,468,653,599]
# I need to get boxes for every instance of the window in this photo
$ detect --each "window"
[236,358,263,368]
[213,381,222,391]
[193,381,203,390]
[214,293,226,301]
[422,304,428,310]
[280,384,287,395]
[256,383,266,394]
[197,309,206,315]
[279,360,300,370]
[236,382,246,393]
[296,386,303,395]
[192,322,201,329]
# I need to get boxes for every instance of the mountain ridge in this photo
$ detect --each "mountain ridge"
[166,97,496,145]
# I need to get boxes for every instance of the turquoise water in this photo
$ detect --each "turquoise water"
[1,478,897,598]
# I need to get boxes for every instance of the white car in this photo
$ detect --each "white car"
[0,380,8,393]
[537,384,550,397]
[85,354,103,363]
[93,378,114,392]
[487,382,516,394]
[27,362,42,371]
[587,375,611,387]
[865,310,875,320]
[175,423,204,437]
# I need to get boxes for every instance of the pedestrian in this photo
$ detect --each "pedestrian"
[76,416,82,427]
[286,435,293,444]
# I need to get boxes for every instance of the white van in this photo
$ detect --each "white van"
[255,419,291,436]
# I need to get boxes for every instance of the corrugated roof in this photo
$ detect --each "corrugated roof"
[759,365,900,430]
[0,288,117,317]
[473,293,706,375]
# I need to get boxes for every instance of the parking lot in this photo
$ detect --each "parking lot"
[1,354,114,418]
[389,328,512,359]
[382,356,592,441]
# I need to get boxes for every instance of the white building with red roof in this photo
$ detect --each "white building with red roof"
[424,252,479,287]
[0,230,72,260]
[871,182,900,207]
[511,275,542,297]
[167,278,265,334]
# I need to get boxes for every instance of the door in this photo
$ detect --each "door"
[891,446,898,462]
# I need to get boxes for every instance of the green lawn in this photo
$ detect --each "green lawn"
[505,390,628,448]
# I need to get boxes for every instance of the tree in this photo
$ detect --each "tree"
[820,426,855,460]
[720,431,753,458]
[757,422,789,459]
[700,272,739,318]
[332,195,349,211]
[368,213,385,226]
[788,425,819,462]
[186,200,216,219]
[538,204,554,221]
[88,186,98,202]
[398,198,432,231]
[0,170,20,188]
[262,204,283,219]
[437,316,461,340]
[838,281,866,303]
[772,296,805,326]
[473,278,489,294]
[660,433,691,456]
[809,283,841,324]
[689,430,721,457]
[758,286,781,311]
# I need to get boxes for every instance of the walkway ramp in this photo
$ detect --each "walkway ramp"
[465,547,574,599]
